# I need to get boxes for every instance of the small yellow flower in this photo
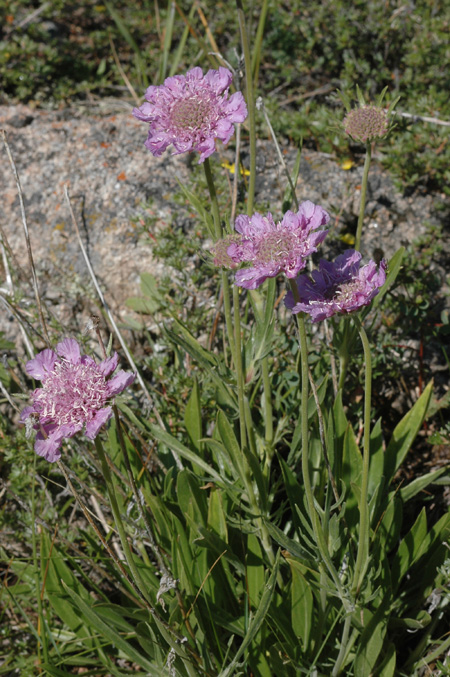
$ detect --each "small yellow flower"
[221,161,250,176]
[340,233,356,245]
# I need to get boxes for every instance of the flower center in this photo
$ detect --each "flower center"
[34,361,109,427]
[335,278,365,302]
[170,93,216,135]
[256,231,297,267]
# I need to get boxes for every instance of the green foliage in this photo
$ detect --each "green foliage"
[1,2,450,675]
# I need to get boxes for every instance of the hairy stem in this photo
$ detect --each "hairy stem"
[351,317,372,596]
[236,0,256,214]
[354,142,372,252]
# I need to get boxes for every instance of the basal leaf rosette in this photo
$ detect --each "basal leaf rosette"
[285,249,387,321]
[20,338,135,463]
[133,66,248,163]
[215,201,329,290]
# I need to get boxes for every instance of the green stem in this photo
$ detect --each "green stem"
[251,0,270,90]
[351,317,372,596]
[236,0,256,214]
[94,436,152,606]
[233,284,247,449]
[32,455,49,665]
[354,143,372,252]
[261,357,273,446]
[203,157,236,362]
[332,614,352,677]
[289,280,348,604]
[203,157,222,241]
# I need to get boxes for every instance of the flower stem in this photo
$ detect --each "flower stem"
[94,436,153,606]
[288,280,348,602]
[351,316,372,596]
[354,142,372,252]
[236,0,256,214]
[332,614,352,677]
[31,455,49,665]
[233,284,247,449]
[203,157,236,362]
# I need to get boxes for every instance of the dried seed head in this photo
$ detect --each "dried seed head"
[343,105,389,144]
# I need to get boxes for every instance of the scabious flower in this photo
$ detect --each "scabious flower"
[343,105,389,144]
[211,234,241,269]
[219,201,329,290]
[285,249,387,322]
[133,66,247,163]
[20,339,135,463]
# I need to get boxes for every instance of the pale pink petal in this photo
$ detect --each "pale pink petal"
[25,349,57,380]
[56,338,81,364]
[98,353,119,377]
[204,66,232,94]
[196,138,216,163]
[107,370,136,397]
[34,423,80,463]
[85,406,113,440]
[223,91,248,122]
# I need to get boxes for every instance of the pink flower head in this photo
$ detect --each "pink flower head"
[285,249,387,322]
[20,338,135,463]
[133,66,247,163]
[224,201,329,290]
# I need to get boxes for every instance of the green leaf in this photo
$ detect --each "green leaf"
[219,552,280,677]
[40,532,96,642]
[290,565,313,650]
[175,176,215,238]
[342,423,362,528]
[216,410,247,487]
[184,378,202,452]
[377,495,403,553]
[389,611,431,630]
[177,469,208,528]
[384,381,433,486]
[149,423,237,494]
[207,486,228,542]
[60,582,161,673]
[368,417,384,499]
[372,247,405,310]
[164,318,237,410]
[354,594,390,677]
[376,641,396,677]
[246,534,265,607]
[263,520,314,562]
[399,466,448,503]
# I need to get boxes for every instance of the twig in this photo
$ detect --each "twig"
[256,97,299,210]
[1,130,50,347]
[57,460,149,604]
[0,479,145,607]
[63,186,166,430]
[90,494,125,561]
[0,294,36,358]
[279,83,335,107]
[0,380,19,411]
[108,33,140,105]
[4,1,50,34]
[394,110,450,127]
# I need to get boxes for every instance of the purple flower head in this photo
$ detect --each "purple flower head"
[285,249,387,322]
[223,201,329,290]
[133,67,247,163]
[20,338,135,463]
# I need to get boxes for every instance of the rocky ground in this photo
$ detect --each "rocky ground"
[2,101,448,340]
